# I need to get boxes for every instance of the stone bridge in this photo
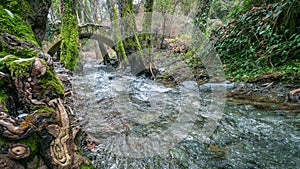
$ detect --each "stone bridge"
[42,23,114,57]
[43,23,162,63]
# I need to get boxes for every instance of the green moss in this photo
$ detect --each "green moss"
[79,156,94,169]
[34,156,41,169]
[0,0,33,21]
[120,0,143,53]
[113,7,128,62]
[30,106,56,114]
[0,5,38,46]
[0,42,39,59]
[80,163,94,169]
[0,86,8,112]
[74,151,94,169]
[60,1,79,70]
[0,55,34,77]
[0,55,64,99]
[0,133,40,163]
[38,60,65,99]
[18,135,40,161]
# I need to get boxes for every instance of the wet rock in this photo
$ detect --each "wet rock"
[181,81,198,90]
[227,82,300,110]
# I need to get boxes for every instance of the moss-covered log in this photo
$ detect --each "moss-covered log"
[0,3,92,169]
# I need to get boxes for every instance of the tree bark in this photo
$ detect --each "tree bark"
[60,0,80,70]
[112,5,128,64]
[0,2,92,168]
[106,0,114,22]
[142,0,154,48]
[118,0,146,74]
[1,0,51,44]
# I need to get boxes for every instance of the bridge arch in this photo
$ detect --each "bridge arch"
[43,24,114,57]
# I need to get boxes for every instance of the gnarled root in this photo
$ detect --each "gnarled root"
[290,88,300,95]
[50,98,72,168]
[0,112,32,140]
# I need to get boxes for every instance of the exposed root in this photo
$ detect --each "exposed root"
[290,88,300,95]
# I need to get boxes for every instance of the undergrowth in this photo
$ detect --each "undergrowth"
[214,0,300,82]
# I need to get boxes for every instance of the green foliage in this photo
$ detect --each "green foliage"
[155,0,174,14]
[228,0,251,18]
[194,0,213,33]
[214,0,300,82]
[228,0,285,18]
[60,1,80,70]
[44,22,61,41]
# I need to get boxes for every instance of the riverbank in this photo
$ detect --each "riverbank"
[226,82,300,112]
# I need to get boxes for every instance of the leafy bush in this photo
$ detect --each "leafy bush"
[214,0,300,82]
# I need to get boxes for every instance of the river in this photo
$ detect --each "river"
[71,62,300,169]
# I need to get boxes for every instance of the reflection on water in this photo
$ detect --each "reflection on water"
[72,63,300,168]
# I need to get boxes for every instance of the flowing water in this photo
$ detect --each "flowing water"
[72,62,300,169]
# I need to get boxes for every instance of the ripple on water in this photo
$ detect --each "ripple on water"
[73,65,300,169]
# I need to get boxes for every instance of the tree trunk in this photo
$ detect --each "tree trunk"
[118,0,142,53]
[81,0,85,24]
[59,0,64,19]
[112,5,128,64]
[106,0,114,22]
[118,0,146,74]
[142,0,154,48]
[60,0,80,70]
[91,0,100,24]
[0,2,92,169]
[2,0,52,44]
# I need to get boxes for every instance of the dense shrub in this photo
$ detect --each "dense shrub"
[214,0,300,82]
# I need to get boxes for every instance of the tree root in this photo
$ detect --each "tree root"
[290,88,300,95]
